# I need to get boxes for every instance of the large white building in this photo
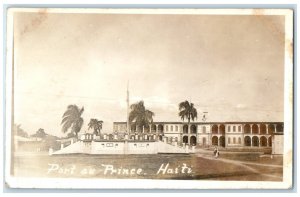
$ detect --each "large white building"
[113,121,284,149]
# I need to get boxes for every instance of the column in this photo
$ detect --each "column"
[266,124,269,134]
[250,137,252,147]
[142,126,145,133]
[250,124,253,134]
[274,124,277,133]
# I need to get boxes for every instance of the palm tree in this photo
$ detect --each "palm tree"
[88,118,103,135]
[178,100,197,124]
[129,101,154,132]
[61,105,84,138]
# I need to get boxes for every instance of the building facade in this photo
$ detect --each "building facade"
[113,121,284,148]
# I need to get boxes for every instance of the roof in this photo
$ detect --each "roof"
[113,121,284,125]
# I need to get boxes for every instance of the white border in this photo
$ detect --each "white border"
[4,8,294,189]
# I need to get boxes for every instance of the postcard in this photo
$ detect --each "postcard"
[4,8,293,189]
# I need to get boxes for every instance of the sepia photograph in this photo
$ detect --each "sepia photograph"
[4,8,294,189]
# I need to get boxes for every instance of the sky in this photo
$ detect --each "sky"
[13,11,285,137]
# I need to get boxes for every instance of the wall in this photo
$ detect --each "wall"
[272,135,283,154]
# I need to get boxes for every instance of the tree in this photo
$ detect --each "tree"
[88,118,103,135]
[31,128,46,138]
[61,105,84,137]
[67,133,76,138]
[178,100,197,124]
[13,124,28,137]
[129,101,154,132]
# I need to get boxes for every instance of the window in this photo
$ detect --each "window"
[106,143,113,147]
[233,137,236,144]
[238,137,241,144]
[171,125,173,131]
[238,126,241,132]
[228,126,231,132]
[228,137,231,144]
[166,125,168,131]
[203,126,206,133]
[175,126,178,131]
[233,126,236,132]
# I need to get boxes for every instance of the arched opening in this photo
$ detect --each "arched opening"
[268,136,272,147]
[159,135,163,141]
[244,124,251,134]
[244,136,251,146]
[252,136,259,147]
[190,136,197,146]
[260,124,266,134]
[138,134,143,140]
[220,124,225,135]
[108,134,114,140]
[212,136,218,146]
[166,137,170,143]
[252,124,259,134]
[183,136,188,144]
[202,137,206,146]
[260,136,267,147]
[238,137,242,144]
[233,137,236,144]
[219,136,225,147]
[276,124,283,132]
[191,125,197,134]
[151,124,157,133]
[158,124,164,133]
[212,125,218,134]
[268,124,275,134]
[152,135,156,140]
[228,137,231,144]
[130,125,136,133]
[144,125,150,133]
[183,124,188,134]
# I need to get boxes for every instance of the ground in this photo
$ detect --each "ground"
[11,150,283,181]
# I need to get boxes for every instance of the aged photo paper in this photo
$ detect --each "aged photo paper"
[5,8,293,189]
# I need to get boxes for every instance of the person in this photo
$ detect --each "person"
[213,146,217,156]
[215,147,220,158]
